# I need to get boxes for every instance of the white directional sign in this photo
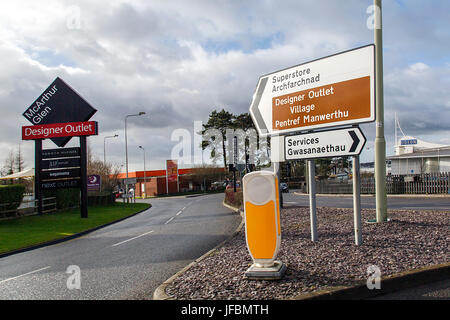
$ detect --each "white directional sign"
[249,45,375,137]
[284,127,366,160]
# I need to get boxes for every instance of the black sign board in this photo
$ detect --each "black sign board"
[41,179,80,190]
[42,147,80,159]
[42,157,80,170]
[41,168,81,180]
[22,77,97,147]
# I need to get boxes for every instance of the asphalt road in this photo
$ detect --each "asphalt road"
[283,191,450,210]
[0,193,241,300]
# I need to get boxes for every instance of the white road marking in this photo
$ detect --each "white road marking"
[111,230,154,247]
[165,217,175,225]
[176,210,183,216]
[0,266,51,284]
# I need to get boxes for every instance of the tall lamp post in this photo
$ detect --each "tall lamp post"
[138,145,146,199]
[125,112,146,203]
[374,0,388,222]
[104,134,119,164]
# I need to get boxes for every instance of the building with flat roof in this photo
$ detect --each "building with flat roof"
[387,136,450,175]
[116,167,225,197]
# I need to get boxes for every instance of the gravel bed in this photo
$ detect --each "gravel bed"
[165,207,449,300]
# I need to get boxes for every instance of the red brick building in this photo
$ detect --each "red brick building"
[116,167,225,197]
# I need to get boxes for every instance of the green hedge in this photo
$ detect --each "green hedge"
[43,189,79,210]
[87,192,116,206]
[224,188,243,209]
[43,189,116,210]
[0,185,25,212]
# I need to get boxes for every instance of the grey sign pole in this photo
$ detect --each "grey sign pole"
[352,155,362,245]
[308,160,317,241]
[374,0,388,222]
[80,136,88,218]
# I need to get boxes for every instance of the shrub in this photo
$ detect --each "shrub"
[224,188,243,209]
[43,189,79,210]
[0,184,25,212]
[87,192,115,206]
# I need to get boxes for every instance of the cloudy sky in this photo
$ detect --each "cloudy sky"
[1,0,449,173]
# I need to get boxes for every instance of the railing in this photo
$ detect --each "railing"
[313,172,450,195]
[0,197,57,220]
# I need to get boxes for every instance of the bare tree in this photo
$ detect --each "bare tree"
[15,145,25,173]
[0,150,15,184]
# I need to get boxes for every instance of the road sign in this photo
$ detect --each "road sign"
[22,77,97,147]
[284,127,366,160]
[41,168,81,180]
[42,147,80,159]
[87,174,101,191]
[123,178,137,185]
[41,157,80,170]
[249,45,375,136]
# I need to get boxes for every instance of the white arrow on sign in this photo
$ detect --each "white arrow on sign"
[284,127,366,160]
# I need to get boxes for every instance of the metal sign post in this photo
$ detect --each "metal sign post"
[233,136,237,192]
[80,136,88,218]
[35,139,43,216]
[352,155,362,245]
[308,160,318,242]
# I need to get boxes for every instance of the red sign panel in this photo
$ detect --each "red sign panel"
[22,121,98,140]
[166,160,178,183]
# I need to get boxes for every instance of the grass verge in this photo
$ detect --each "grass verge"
[0,202,150,254]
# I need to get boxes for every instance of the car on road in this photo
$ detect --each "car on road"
[280,182,289,193]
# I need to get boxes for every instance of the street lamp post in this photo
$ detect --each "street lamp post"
[139,145,146,198]
[103,134,119,164]
[125,112,146,203]
[374,0,388,222]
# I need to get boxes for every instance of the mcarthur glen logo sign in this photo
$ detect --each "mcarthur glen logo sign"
[21,77,98,218]
[22,77,97,147]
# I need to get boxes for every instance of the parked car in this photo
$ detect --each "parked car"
[113,188,124,198]
[280,182,289,193]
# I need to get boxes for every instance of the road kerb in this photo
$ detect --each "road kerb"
[295,262,450,300]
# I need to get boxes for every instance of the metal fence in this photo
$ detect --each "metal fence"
[314,172,450,195]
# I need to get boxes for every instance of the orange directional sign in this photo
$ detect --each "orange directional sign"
[250,45,375,136]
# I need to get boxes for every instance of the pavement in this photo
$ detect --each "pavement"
[0,193,241,299]
[370,279,450,300]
